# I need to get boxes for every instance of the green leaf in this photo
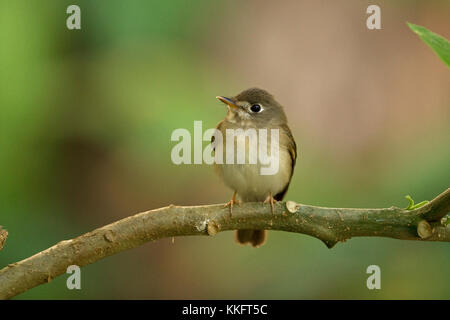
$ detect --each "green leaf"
[407,22,450,68]
[404,195,429,210]
[405,195,415,210]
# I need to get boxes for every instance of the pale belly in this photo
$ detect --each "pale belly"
[215,148,292,202]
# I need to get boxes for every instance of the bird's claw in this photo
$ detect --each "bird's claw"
[224,192,240,217]
[263,193,277,214]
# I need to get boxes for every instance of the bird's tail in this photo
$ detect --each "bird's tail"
[234,229,267,248]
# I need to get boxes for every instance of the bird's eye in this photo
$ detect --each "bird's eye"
[250,104,262,113]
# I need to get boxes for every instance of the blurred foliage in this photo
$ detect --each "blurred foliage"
[0,0,449,299]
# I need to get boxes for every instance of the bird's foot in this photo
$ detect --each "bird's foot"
[224,192,240,217]
[263,192,277,214]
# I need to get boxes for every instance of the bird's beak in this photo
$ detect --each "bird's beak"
[216,96,239,109]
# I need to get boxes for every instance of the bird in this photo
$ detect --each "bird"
[213,88,297,247]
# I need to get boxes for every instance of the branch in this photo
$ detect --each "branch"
[0,188,449,299]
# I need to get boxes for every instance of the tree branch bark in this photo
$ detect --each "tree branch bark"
[0,188,449,299]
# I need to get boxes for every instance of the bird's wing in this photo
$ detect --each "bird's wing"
[282,123,297,168]
[274,124,297,201]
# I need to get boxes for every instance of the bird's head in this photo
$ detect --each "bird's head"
[216,88,287,126]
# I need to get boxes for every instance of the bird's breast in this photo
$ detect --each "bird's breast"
[214,127,292,202]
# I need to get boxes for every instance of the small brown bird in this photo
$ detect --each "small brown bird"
[214,88,297,247]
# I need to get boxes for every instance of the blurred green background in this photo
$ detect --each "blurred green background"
[0,0,449,299]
